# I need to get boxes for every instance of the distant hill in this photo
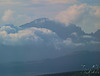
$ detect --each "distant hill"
[0,51,100,76]
[93,29,100,41]
[38,69,100,76]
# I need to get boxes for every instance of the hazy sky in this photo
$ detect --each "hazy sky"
[0,0,100,33]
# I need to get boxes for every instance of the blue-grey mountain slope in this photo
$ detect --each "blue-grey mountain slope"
[20,18,85,39]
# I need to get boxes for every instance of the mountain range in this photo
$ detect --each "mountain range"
[0,18,100,75]
[20,18,100,42]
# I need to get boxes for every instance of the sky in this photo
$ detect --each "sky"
[0,0,100,33]
[0,0,100,63]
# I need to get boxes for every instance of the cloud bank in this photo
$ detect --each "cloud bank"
[56,4,100,33]
[0,24,99,48]
[0,23,100,62]
[0,0,100,33]
[0,25,60,46]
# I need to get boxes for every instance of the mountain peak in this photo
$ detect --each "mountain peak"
[20,18,86,39]
[34,18,49,23]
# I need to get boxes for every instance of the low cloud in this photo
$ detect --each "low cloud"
[0,24,99,47]
[0,26,59,46]
[82,35,92,38]
[63,38,84,46]
[0,24,100,62]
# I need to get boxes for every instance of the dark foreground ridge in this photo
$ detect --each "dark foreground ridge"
[38,69,100,76]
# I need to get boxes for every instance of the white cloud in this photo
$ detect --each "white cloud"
[71,32,78,36]
[0,25,85,47]
[56,4,100,33]
[82,35,92,38]
[56,4,88,25]
[93,6,100,18]
[63,38,84,46]
[63,38,72,45]
[0,26,59,45]
[90,41,100,44]
[1,10,33,26]
[2,9,14,22]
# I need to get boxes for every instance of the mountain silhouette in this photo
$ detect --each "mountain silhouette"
[20,18,85,39]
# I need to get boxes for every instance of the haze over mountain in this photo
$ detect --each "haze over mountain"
[0,51,100,76]
[0,18,100,76]
[20,18,100,44]
[20,18,86,39]
[0,0,100,75]
[0,18,100,63]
